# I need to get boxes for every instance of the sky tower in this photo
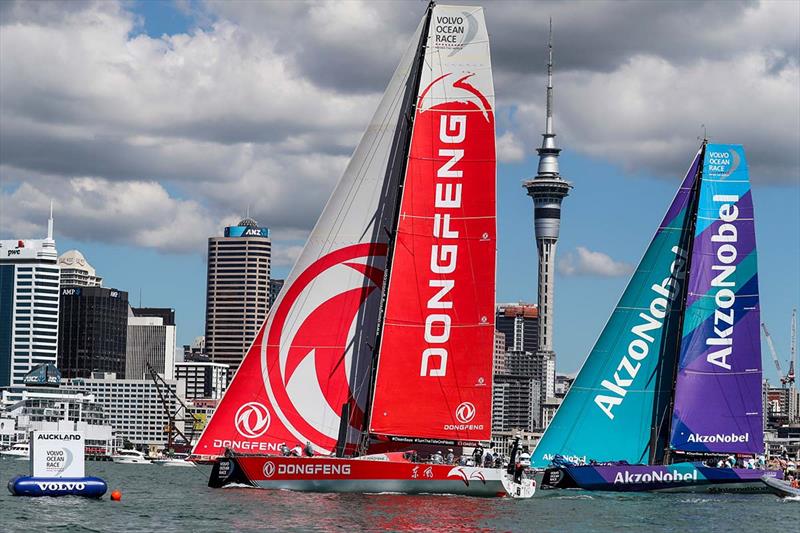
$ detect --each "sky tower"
[523,21,572,405]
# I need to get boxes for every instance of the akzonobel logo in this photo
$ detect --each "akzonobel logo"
[235,402,271,438]
[687,432,749,444]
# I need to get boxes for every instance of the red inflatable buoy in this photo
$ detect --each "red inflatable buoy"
[110,490,122,501]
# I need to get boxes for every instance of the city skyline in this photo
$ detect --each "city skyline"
[1,0,798,378]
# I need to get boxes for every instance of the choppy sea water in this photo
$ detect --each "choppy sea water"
[1,459,797,532]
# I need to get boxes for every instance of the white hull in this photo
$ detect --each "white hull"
[112,456,151,464]
[153,459,194,467]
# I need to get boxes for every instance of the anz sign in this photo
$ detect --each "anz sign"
[225,226,269,238]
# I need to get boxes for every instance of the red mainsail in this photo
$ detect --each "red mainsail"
[369,6,496,443]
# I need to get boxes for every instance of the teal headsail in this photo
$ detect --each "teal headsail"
[531,149,702,468]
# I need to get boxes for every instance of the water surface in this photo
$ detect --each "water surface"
[1,459,796,532]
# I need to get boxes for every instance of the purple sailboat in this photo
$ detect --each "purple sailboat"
[537,142,784,493]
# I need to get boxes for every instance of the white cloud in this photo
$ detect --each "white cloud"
[0,0,796,255]
[497,131,526,163]
[0,176,225,254]
[558,247,633,277]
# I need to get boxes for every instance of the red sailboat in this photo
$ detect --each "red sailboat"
[190,2,534,499]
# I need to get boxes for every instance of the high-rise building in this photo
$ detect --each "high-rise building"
[131,307,175,327]
[125,312,177,380]
[58,250,102,287]
[268,278,284,309]
[175,359,228,400]
[495,303,539,353]
[58,286,129,378]
[0,210,60,387]
[523,24,572,405]
[205,217,271,376]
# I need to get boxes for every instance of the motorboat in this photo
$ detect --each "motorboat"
[111,449,151,464]
[0,442,29,459]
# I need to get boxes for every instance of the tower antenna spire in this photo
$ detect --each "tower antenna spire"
[47,200,54,240]
[546,17,554,136]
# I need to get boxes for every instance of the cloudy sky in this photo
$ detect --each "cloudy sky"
[1,0,798,375]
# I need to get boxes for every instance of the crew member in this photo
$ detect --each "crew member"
[445,449,455,465]
[431,450,444,464]
[304,441,314,457]
[291,443,303,457]
[472,444,484,467]
[280,443,291,456]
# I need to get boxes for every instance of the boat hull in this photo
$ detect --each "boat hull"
[210,455,534,498]
[542,462,782,493]
[760,475,800,497]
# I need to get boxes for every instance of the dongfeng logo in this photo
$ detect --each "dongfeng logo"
[263,461,276,478]
[235,402,271,438]
[455,402,476,424]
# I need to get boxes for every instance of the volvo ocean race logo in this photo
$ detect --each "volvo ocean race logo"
[455,402,476,424]
[263,461,276,478]
[262,243,387,450]
[234,402,271,438]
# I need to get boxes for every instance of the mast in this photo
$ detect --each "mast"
[353,1,436,455]
[652,140,707,465]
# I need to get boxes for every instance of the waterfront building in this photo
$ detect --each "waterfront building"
[0,211,60,387]
[64,372,184,448]
[522,26,572,419]
[205,217,271,377]
[268,278,284,309]
[58,249,102,287]
[125,312,176,380]
[58,286,128,378]
[175,359,228,400]
[0,365,117,456]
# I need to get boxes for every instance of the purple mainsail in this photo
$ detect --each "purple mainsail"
[669,144,763,455]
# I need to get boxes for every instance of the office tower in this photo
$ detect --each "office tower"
[58,249,102,287]
[175,359,228,399]
[58,287,129,378]
[205,217,270,376]
[125,310,177,380]
[0,210,59,386]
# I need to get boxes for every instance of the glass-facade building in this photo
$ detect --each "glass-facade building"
[0,233,60,388]
[58,287,129,378]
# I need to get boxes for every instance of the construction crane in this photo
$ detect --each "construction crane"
[762,323,787,387]
[788,308,796,387]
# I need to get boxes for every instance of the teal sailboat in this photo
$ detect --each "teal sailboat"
[534,142,783,492]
